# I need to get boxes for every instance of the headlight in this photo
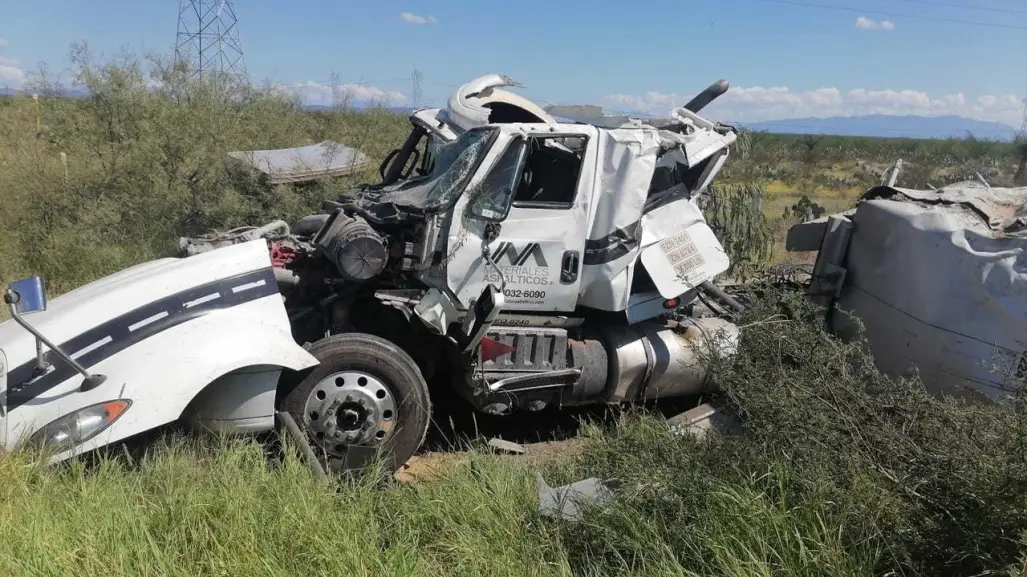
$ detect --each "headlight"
[28,400,131,452]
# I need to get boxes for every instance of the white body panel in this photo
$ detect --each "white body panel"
[438,74,557,135]
[577,127,662,311]
[821,183,1027,401]
[0,240,318,460]
[639,200,731,298]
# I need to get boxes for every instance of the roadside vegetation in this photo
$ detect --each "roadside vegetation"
[2,45,1027,575]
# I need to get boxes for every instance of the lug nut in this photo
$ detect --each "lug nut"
[346,395,353,402]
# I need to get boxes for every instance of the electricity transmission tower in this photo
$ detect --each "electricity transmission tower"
[410,68,423,109]
[1020,96,1027,139]
[1016,96,1027,185]
[174,0,247,83]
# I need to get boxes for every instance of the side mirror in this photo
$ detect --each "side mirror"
[6,276,47,315]
[4,276,108,393]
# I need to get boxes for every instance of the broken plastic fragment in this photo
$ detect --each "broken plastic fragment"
[487,438,526,455]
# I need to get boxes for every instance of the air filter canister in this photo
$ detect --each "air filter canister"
[315,211,389,282]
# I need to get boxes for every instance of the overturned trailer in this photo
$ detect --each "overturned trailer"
[788,180,1027,402]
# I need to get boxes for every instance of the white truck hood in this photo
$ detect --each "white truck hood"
[0,240,278,376]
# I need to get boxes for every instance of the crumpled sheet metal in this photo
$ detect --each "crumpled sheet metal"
[228,141,370,184]
[864,181,1027,234]
[536,473,617,523]
[831,181,1027,401]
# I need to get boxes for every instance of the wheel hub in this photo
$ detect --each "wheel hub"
[302,371,397,456]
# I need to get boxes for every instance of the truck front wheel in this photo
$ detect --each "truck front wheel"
[279,333,431,473]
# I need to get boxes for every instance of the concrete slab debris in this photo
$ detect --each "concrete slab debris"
[228,141,371,184]
[666,402,743,440]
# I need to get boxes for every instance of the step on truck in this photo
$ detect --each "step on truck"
[0,74,745,473]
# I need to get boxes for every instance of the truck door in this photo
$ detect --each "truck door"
[449,126,597,313]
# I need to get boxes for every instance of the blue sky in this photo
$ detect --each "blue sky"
[1,0,1026,126]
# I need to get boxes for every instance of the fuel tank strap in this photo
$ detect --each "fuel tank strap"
[635,326,657,398]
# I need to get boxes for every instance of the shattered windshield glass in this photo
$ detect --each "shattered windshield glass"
[376,128,494,211]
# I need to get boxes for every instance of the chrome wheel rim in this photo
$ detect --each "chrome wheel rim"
[302,371,397,456]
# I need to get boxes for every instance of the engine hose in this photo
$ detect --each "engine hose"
[700,280,745,313]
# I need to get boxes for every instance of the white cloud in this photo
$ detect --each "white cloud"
[399,12,437,24]
[856,16,895,30]
[0,65,24,87]
[276,80,406,107]
[0,53,23,88]
[603,85,1025,127]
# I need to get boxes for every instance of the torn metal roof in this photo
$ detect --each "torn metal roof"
[228,141,371,184]
[863,181,1027,234]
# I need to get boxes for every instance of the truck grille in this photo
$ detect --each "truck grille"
[481,328,568,373]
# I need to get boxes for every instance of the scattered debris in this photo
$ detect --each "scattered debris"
[228,140,370,184]
[536,472,618,523]
[487,438,526,455]
[666,402,743,440]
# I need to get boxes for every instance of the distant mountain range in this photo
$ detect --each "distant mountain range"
[739,114,1020,142]
[5,87,1017,141]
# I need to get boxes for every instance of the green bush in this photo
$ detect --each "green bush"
[0,44,409,292]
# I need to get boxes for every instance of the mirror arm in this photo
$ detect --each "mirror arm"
[4,289,108,393]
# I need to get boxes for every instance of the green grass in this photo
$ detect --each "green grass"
[3,44,1027,576]
[3,285,1027,576]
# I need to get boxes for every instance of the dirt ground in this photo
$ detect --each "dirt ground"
[394,436,589,485]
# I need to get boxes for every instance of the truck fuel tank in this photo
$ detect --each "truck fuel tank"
[600,317,740,403]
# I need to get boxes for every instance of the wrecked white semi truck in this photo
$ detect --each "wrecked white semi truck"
[0,75,745,472]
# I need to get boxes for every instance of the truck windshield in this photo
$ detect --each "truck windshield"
[377,128,494,211]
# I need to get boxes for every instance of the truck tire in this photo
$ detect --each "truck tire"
[279,332,431,473]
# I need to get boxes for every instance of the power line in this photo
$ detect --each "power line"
[893,0,1027,16]
[748,0,1027,30]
